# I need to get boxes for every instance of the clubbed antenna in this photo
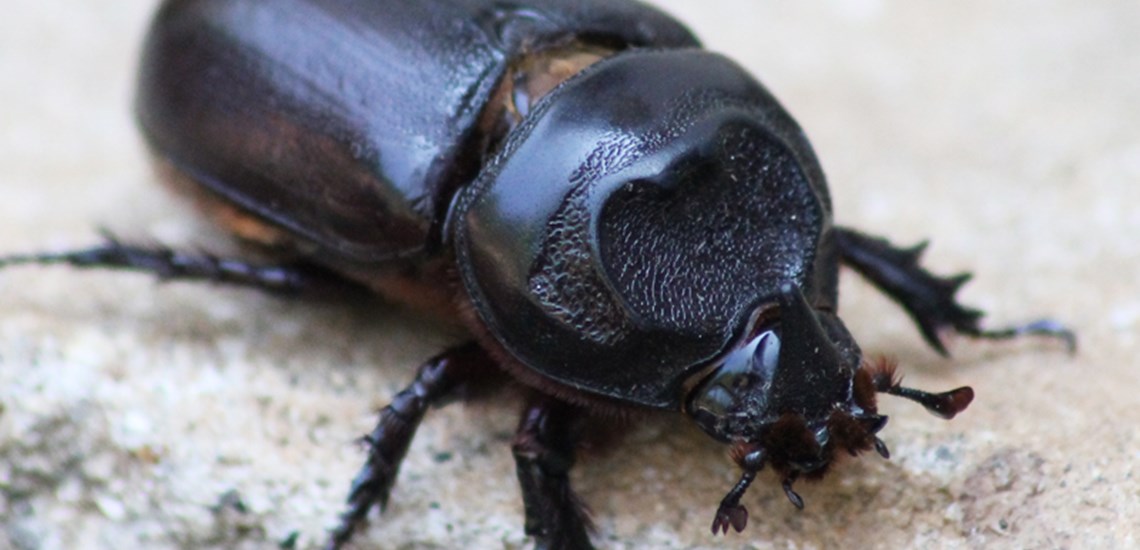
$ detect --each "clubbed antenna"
[866,357,974,419]
[884,384,974,419]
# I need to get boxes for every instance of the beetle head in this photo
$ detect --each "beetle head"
[685,282,974,535]
[686,282,878,472]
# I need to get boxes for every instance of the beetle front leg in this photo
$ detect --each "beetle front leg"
[326,344,495,550]
[834,227,1075,354]
[512,397,594,550]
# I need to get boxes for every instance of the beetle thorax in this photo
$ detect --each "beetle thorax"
[455,50,834,408]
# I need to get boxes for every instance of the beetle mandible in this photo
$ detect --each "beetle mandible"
[0,0,1075,548]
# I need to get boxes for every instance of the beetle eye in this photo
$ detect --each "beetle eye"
[687,328,781,441]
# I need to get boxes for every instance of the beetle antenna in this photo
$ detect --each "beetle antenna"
[884,384,974,419]
[866,356,974,419]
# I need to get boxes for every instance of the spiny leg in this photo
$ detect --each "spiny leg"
[512,396,593,550]
[326,344,495,550]
[0,229,338,295]
[834,227,1076,355]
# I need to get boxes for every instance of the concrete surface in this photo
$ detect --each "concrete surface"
[1,1,1137,549]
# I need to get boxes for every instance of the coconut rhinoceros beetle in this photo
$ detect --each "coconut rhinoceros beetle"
[0,0,1075,548]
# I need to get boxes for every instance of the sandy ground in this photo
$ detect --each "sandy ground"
[1,1,1137,549]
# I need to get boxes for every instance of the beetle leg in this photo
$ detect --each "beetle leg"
[711,468,756,535]
[512,397,594,550]
[834,227,1076,355]
[326,344,495,550]
[0,229,338,295]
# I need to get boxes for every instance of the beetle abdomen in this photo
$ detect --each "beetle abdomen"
[137,0,507,262]
[136,0,697,265]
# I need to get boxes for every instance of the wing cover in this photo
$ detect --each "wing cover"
[136,0,697,263]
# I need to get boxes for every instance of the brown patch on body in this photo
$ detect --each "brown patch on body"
[151,157,300,251]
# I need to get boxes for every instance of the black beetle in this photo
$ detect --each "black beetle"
[0,0,1075,548]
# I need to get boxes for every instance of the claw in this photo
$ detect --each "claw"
[781,473,804,510]
[710,503,749,535]
[873,437,890,459]
[711,457,762,536]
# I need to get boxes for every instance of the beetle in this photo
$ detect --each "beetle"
[0,0,1075,548]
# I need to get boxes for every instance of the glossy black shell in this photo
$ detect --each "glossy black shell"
[138,0,839,410]
[455,50,837,407]
[137,0,695,262]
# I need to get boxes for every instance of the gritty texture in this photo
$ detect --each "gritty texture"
[1,1,1137,549]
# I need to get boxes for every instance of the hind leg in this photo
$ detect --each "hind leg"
[512,396,594,550]
[0,229,340,295]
